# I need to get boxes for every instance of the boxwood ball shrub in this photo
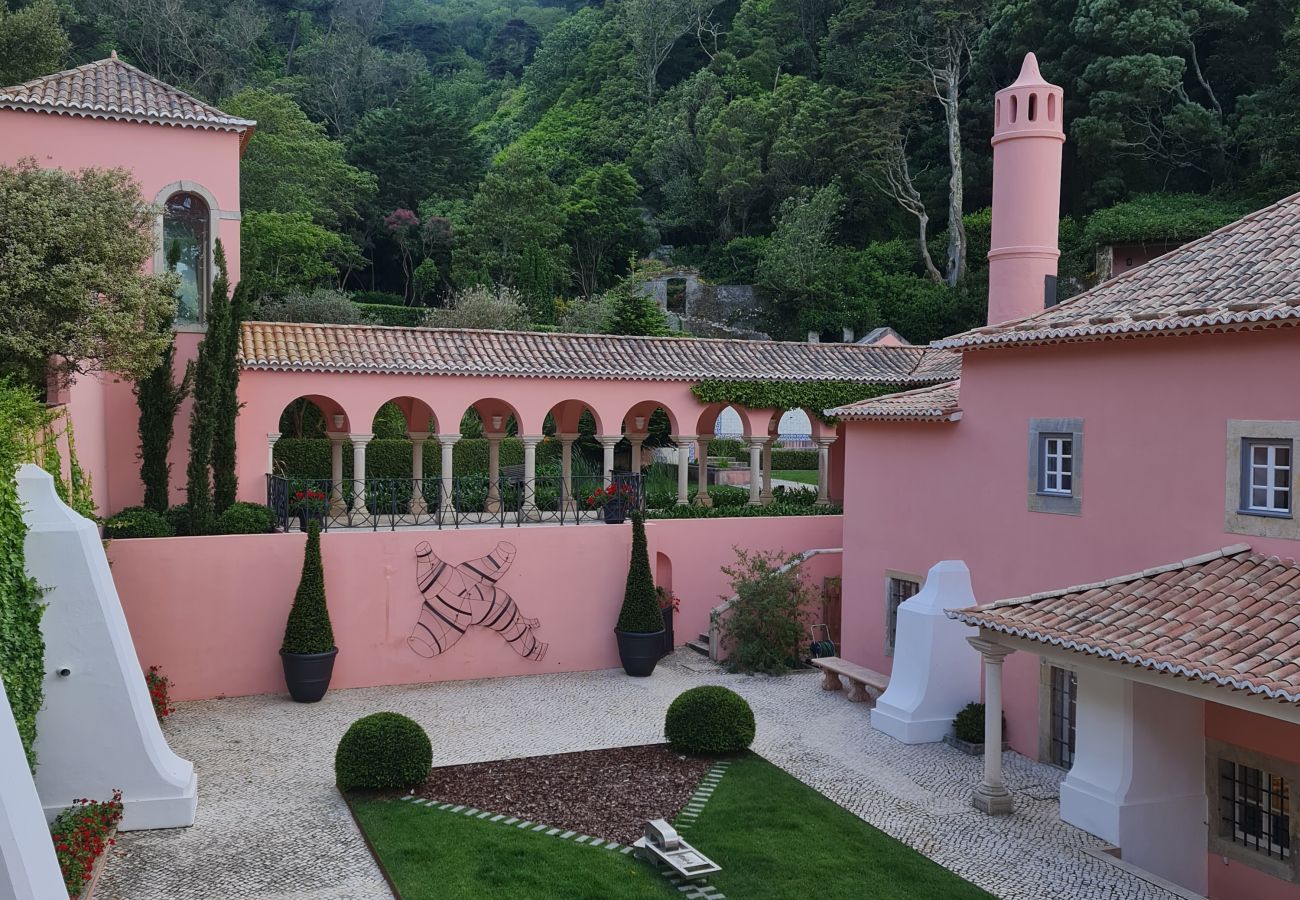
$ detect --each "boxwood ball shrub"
[664,686,756,755]
[104,506,174,539]
[335,712,432,791]
[215,501,276,534]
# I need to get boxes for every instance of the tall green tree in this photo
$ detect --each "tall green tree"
[211,282,249,514]
[0,0,69,86]
[563,164,645,296]
[134,303,192,512]
[241,211,344,299]
[185,241,232,534]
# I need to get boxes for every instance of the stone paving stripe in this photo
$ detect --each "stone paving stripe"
[490,814,505,822]
[575,836,590,844]
[476,811,492,819]
[546,828,561,836]
[532,823,548,831]
[620,847,634,854]
[503,817,518,825]
[560,831,576,839]
[438,803,452,810]
[450,805,465,813]
[604,841,620,850]
[516,821,532,828]
[464,808,480,816]
[400,795,414,802]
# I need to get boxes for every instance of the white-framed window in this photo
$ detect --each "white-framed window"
[1243,440,1292,516]
[1221,759,1291,861]
[1040,434,1073,495]
[884,574,921,655]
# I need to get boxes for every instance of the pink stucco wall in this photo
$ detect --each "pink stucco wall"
[109,516,843,701]
[841,328,1300,756]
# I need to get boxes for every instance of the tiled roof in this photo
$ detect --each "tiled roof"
[827,380,961,422]
[0,55,255,137]
[238,322,961,384]
[948,545,1300,704]
[935,191,1300,351]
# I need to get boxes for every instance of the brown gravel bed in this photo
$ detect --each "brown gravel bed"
[414,744,713,845]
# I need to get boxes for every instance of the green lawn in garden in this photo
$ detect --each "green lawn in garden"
[350,752,989,900]
[771,469,819,484]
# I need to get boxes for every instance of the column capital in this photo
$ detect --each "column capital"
[483,431,506,441]
[596,434,622,448]
[669,434,697,444]
[267,432,281,446]
[348,432,374,447]
[557,433,581,442]
[407,431,432,442]
[434,432,461,445]
[326,431,348,442]
[520,434,544,448]
[815,435,837,448]
[967,637,1014,662]
[746,436,767,449]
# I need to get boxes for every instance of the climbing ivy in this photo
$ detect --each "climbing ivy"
[39,410,98,522]
[1083,194,1253,246]
[0,380,53,771]
[691,380,898,424]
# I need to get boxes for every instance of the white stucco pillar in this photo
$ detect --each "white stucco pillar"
[437,433,460,516]
[628,433,646,473]
[694,437,712,506]
[485,432,503,514]
[599,435,620,487]
[266,432,280,476]
[0,675,66,899]
[968,637,1014,815]
[327,433,346,515]
[408,432,430,515]
[815,436,835,506]
[747,438,764,505]
[559,433,578,513]
[761,438,774,504]
[671,435,695,506]
[350,432,372,517]
[522,435,541,519]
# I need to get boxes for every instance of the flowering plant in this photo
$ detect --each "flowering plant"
[292,488,329,514]
[656,586,680,612]
[145,665,174,721]
[585,482,636,510]
[51,790,123,897]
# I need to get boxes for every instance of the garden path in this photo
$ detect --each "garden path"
[99,652,1178,900]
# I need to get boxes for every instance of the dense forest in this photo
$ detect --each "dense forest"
[3,0,1299,342]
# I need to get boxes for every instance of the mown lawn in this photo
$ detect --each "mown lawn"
[350,752,991,900]
[771,468,819,484]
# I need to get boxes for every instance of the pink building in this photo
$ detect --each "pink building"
[836,54,1300,900]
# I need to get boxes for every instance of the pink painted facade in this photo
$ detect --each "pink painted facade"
[108,516,843,701]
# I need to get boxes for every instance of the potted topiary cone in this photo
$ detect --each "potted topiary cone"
[614,512,665,676]
[281,520,337,702]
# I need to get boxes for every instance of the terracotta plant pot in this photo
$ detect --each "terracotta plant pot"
[281,647,337,702]
[615,627,664,677]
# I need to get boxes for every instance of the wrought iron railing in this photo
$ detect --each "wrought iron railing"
[267,472,644,532]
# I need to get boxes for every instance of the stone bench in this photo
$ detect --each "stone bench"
[809,657,889,705]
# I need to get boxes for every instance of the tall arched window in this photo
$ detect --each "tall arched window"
[163,192,210,324]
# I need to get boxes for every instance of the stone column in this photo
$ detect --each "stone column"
[815,436,836,506]
[521,435,541,519]
[436,433,460,516]
[760,438,775,505]
[599,435,620,487]
[350,433,373,517]
[694,437,712,506]
[485,432,503,513]
[408,432,430,515]
[266,432,280,476]
[747,438,764,506]
[671,435,695,506]
[559,433,578,513]
[327,433,346,515]
[627,433,646,473]
[968,637,1015,815]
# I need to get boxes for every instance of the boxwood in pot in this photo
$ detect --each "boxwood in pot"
[281,521,337,702]
[614,512,665,676]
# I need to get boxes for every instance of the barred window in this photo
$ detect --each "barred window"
[1049,666,1077,769]
[1221,759,1291,860]
[885,576,921,654]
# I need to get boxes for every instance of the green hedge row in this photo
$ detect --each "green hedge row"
[355,303,424,327]
[273,437,562,480]
[771,449,817,470]
[646,501,841,520]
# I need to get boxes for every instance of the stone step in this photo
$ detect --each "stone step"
[685,640,710,656]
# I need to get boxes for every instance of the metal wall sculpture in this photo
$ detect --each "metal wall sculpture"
[408,541,548,661]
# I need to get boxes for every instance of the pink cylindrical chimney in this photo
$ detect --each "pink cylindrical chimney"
[987,53,1064,326]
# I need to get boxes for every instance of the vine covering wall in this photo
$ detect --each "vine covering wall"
[691,380,898,424]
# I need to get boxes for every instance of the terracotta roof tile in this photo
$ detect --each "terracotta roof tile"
[948,544,1300,704]
[0,56,254,134]
[238,321,961,384]
[825,380,962,422]
[935,192,1300,351]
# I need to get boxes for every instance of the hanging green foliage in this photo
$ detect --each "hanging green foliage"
[691,380,899,423]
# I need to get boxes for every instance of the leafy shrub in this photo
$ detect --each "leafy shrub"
[254,288,377,325]
[952,702,1005,744]
[164,503,191,536]
[617,513,664,633]
[281,521,334,654]
[771,449,817,470]
[357,303,423,326]
[215,501,276,534]
[351,290,407,307]
[646,501,840,520]
[50,790,123,897]
[719,548,815,674]
[104,506,174,539]
[335,712,432,791]
[704,438,746,460]
[708,485,751,507]
[273,436,544,480]
[772,485,818,506]
[664,686,755,755]
[423,285,531,331]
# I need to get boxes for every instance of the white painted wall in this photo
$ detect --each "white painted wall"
[1060,669,1207,894]
[871,560,982,743]
[19,465,197,830]
[0,678,65,900]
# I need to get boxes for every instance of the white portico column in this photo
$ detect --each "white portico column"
[760,438,774,505]
[671,434,695,506]
[559,433,579,513]
[266,432,281,480]
[599,435,620,487]
[746,437,764,506]
[694,436,712,506]
[327,432,347,514]
[627,433,647,473]
[350,432,373,517]
[815,436,836,506]
[436,433,459,516]
[485,432,503,513]
[407,432,430,515]
[521,435,542,519]
[968,637,1015,815]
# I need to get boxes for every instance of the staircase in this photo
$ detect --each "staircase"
[686,632,711,656]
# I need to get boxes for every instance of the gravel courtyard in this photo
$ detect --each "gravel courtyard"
[98,651,1179,900]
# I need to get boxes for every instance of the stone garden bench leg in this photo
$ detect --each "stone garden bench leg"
[845,679,872,704]
[820,670,843,692]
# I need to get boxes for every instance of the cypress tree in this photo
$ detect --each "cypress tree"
[135,313,192,512]
[211,280,247,513]
[281,521,335,654]
[185,240,230,534]
[617,512,664,633]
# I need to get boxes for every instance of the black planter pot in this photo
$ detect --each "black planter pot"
[659,606,674,657]
[615,628,665,677]
[603,503,627,525]
[281,647,337,702]
[298,509,326,532]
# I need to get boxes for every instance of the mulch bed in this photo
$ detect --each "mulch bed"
[414,744,713,845]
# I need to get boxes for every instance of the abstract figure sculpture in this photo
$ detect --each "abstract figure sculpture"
[408,541,548,661]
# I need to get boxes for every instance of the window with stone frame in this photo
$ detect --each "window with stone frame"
[1241,439,1292,517]
[1224,422,1300,541]
[884,574,921,656]
[1048,666,1077,769]
[1220,759,1291,861]
[1027,418,1083,515]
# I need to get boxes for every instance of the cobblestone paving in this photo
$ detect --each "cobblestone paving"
[99,652,1177,900]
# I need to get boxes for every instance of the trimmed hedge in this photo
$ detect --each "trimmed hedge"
[273,437,561,480]
[335,712,432,791]
[618,513,664,633]
[104,506,175,539]
[771,449,817,470]
[215,501,276,534]
[281,521,334,654]
[356,303,424,327]
[164,503,191,536]
[647,501,841,520]
[664,686,756,755]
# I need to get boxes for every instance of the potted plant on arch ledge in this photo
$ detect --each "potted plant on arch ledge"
[586,481,635,524]
[614,512,666,676]
[292,483,329,532]
[281,520,337,702]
